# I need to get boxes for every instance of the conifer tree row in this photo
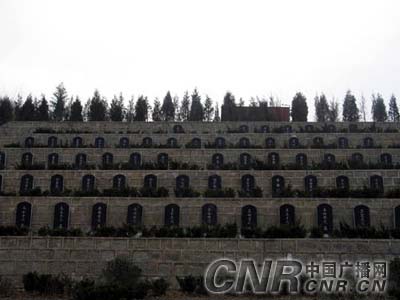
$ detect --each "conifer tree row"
[0,84,399,124]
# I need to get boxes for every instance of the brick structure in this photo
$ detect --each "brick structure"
[0,120,399,285]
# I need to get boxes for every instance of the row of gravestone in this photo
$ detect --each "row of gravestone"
[18,135,382,149]
[12,151,394,170]
[13,201,396,234]
[12,173,385,195]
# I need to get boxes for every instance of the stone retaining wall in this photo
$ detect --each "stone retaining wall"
[0,237,398,287]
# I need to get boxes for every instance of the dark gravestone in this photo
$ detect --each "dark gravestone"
[129,153,141,169]
[395,206,400,229]
[102,153,113,167]
[25,137,34,147]
[289,137,299,148]
[48,153,59,167]
[239,125,249,133]
[215,137,225,148]
[119,137,129,148]
[261,125,269,133]
[50,175,64,194]
[157,153,168,167]
[317,204,333,234]
[127,204,143,226]
[336,176,349,190]
[72,136,83,147]
[92,203,107,229]
[268,152,279,166]
[313,137,324,147]
[0,152,5,168]
[75,153,87,168]
[239,153,251,166]
[95,137,105,148]
[212,153,224,167]
[142,137,152,147]
[363,137,374,148]
[16,202,32,228]
[280,204,295,225]
[296,153,307,167]
[191,138,201,148]
[351,153,363,163]
[239,138,250,148]
[20,175,33,193]
[324,153,335,164]
[265,138,275,148]
[167,138,178,147]
[176,175,189,189]
[173,124,184,133]
[304,175,317,193]
[82,175,95,192]
[208,175,222,190]
[54,202,69,229]
[202,204,217,225]
[0,175,2,191]
[21,152,33,166]
[241,175,255,192]
[327,124,336,132]
[338,137,348,149]
[165,204,179,226]
[113,175,126,190]
[144,175,157,189]
[241,205,257,228]
[48,136,58,147]
[370,175,384,193]
[354,205,370,228]
[380,153,392,165]
[305,125,314,132]
[272,175,285,196]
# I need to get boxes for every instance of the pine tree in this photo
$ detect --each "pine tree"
[126,97,135,123]
[290,92,308,122]
[388,94,399,122]
[173,96,180,121]
[249,97,257,107]
[37,95,49,121]
[371,94,387,122]
[213,104,221,122]
[87,90,108,121]
[69,97,83,121]
[20,95,36,121]
[342,91,360,122]
[152,98,162,121]
[327,99,339,122]
[203,95,214,122]
[359,95,367,121]
[179,91,191,121]
[189,89,204,121]
[161,91,175,121]
[238,98,245,107]
[0,96,14,124]
[222,92,236,121]
[134,96,149,121]
[109,94,125,121]
[14,94,23,121]
[314,94,330,122]
[51,83,68,121]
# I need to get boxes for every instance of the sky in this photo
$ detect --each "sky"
[1,0,400,120]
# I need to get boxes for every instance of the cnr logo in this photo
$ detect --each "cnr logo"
[204,258,302,294]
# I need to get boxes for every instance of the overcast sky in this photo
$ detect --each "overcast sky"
[1,0,400,119]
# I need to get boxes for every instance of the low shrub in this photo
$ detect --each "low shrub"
[0,225,29,236]
[0,276,15,297]
[23,272,71,295]
[150,278,169,296]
